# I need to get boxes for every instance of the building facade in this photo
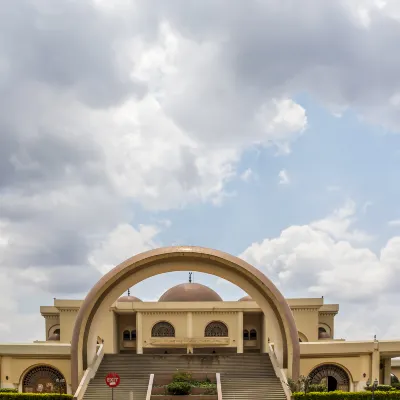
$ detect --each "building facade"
[0,246,399,395]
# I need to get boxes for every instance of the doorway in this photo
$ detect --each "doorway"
[327,376,338,391]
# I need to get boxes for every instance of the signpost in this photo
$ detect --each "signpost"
[105,372,120,400]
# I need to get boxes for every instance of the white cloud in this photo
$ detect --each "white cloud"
[89,223,160,274]
[278,169,290,185]
[240,200,400,339]
[240,168,254,182]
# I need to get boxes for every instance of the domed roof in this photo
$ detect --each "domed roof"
[159,283,222,302]
[239,295,253,301]
[118,295,142,302]
[48,333,60,341]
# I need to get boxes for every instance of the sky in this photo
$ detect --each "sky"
[1,0,400,343]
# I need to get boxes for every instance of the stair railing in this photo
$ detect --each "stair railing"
[73,342,105,400]
[216,373,223,400]
[268,343,291,400]
[145,374,154,400]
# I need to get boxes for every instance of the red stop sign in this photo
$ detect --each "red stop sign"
[105,372,120,388]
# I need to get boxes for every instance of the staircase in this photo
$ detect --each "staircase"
[82,353,287,400]
[220,354,287,400]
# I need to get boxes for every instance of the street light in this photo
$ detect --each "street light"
[366,378,379,400]
[55,378,66,400]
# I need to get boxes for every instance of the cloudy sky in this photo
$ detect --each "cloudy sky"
[1,0,400,343]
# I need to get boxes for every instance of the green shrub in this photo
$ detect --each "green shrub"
[393,383,400,390]
[364,385,393,392]
[0,390,18,393]
[167,381,192,395]
[308,383,328,393]
[293,391,400,399]
[172,370,192,383]
[0,396,69,399]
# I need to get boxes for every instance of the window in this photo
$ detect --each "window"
[205,321,228,337]
[152,322,175,337]
[131,330,137,340]
[23,366,66,394]
[54,329,60,335]
[123,330,130,340]
[243,329,249,340]
[250,329,257,340]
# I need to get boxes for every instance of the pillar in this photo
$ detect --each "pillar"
[136,312,143,354]
[371,341,380,383]
[237,311,243,353]
[187,312,193,354]
[262,313,269,353]
[384,358,391,385]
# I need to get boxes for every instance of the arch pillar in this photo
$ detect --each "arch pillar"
[71,246,300,391]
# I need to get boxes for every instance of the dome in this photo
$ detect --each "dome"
[48,333,60,341]
[118,295,142,302]
[159,283,222,302]
[239,295,253,301]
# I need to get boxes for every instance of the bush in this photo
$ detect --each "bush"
[308,383,328,393]
[0,390,18,393]
[365,385,393,392]
[393,384,400,391]
[172,370,192,383]
[293,391,400,399]
[167,382,192,395]
[0,395,72,399]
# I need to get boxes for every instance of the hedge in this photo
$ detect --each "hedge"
[0,391,18,394]
[293,392,400,399]
[0,396,72,400]
[167,382,192,395]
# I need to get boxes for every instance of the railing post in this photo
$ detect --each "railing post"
[216,373,223,400]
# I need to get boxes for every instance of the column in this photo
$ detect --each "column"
[237,311,243,353]
[136,312,143,354]
[187,312,193,354]
[262,313,269,353]
[384,358,392,385]
[371,341,380,383]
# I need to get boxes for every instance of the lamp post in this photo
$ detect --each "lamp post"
[366,378,378,400]
[55,378,65,400]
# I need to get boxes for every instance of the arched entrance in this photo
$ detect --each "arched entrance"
[70,246,300,391]
[309,364,350,392]
[22,365,66,393]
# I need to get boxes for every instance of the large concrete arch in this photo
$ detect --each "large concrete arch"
[71,246,300,391]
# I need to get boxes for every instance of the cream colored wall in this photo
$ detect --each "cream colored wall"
[292,309,319,342]
[318,314,334,337]
[243,313,262,349]
[392,366,400,380]
[0,356,71,393]
[142,312,188,348]
[118,314,137,350]
[45,317,60,339]
[300,355,371,391]
[59,310,78,343]
[192,312,238,347]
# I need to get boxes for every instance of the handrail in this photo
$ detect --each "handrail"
[146,374,154,400]
[268,343,291,400]
[216,372,223,400]
[73,343,104,400]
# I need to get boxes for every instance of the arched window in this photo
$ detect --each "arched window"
[152,322,175,337]
[309,364,350,392]
[299,338,302,342]
[205,321,228,337]
[54,329,60,335]
[123,330,130,340]
[243,329,249,340]
[22,365,66,393]
[250,329,257,340]
[131,330,137,340]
